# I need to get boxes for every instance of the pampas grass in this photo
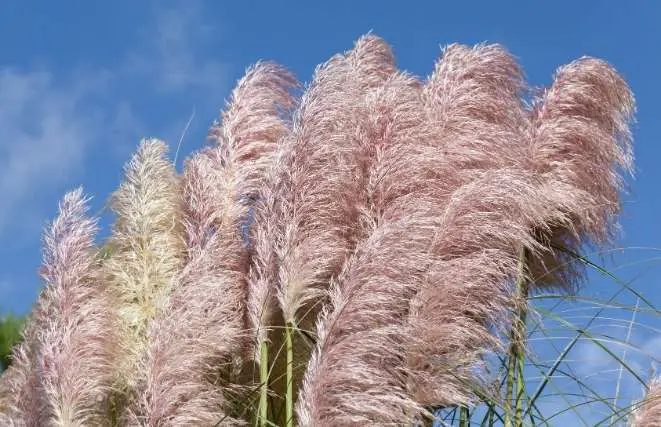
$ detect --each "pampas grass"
[1,190,115,426]
[526,57,635,291]
[103,139,185,421]
[0,33,642,427]
[632,378,661,427]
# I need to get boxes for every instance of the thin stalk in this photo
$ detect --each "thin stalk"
[515,284,528,426]
[459,406,469,427]
[610,296,639,425]
[259,341,269,427]
[505,347,516,427]
[285,322,294,427]
[505,248,529,427]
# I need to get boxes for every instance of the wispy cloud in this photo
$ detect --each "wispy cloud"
[0,69,95,235]
[0,2,229,313]
[122,2,227,94]
[0,1,227,238]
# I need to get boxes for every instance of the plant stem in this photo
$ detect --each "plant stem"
[459,406,469,427]
[505,248,529,427]
[505,346,515,427]
[259,340,269,427]
[285,322,294,427]
[515,288,528,427]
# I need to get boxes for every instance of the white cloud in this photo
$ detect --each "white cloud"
[0,1,228,239]
[0,69,95,235]
[121,1,227,95]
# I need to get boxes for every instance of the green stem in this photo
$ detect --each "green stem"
[459,406,470,427]
[285,322,294,427]
[515,284,528,427]
[505,248,529,427]
[505,352,515,427]
[259,340,269,427]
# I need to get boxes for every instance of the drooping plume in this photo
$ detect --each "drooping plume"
[131,63,297,425]
[1,190,116,426]
[527,57,635,290]
[631,378,661,427]
[104,139,185,398]
[402,43,542,408]
[270,34,397,333]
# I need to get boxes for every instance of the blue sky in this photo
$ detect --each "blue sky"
[1,1,660,423]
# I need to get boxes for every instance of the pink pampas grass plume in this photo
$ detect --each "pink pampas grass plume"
[270,33,397,332]
[217,61,300,352]
[208,61,298,205]
[1,189,116,426]
[0,320,45,426]
[249,35,398,424]
[527,57,635,290]
[35,189,116,425]
[104,139,185,399]
[402,43,542,408]
[632,378,661,427]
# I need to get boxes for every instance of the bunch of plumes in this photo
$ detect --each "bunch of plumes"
[631,378,661,427]
[296,43,566,424]
[129,63,298,426]
[0,33,635,426]
[0,190,116,426]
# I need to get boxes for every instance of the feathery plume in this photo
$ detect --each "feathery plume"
[527,57,635,290]
[0,320,44,426]
[208,61,298,204]
[400,43,544,409]
[249,36,398,425]
[1,190,116,426]
[35,189,116,425]
[220,61,300,350]
[632,378,661,427]
[103,139,185,403]
[270,33,397,334]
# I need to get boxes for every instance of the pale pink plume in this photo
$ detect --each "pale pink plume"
[632,378,661,427]
[270,33,397,333]
[1,189,116,426]
[527,57,635,290]
[246,35,401,422]
[0,319,46,426]
[208,61,298,204]
[103,139,185,417]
